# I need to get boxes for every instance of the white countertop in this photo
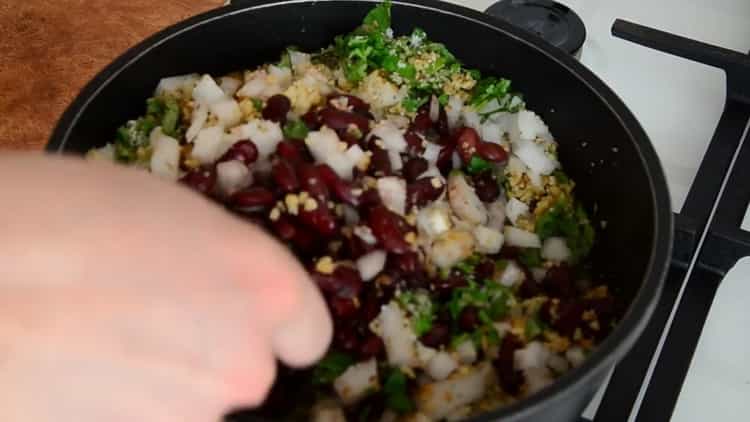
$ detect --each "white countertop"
[443,0,750,420]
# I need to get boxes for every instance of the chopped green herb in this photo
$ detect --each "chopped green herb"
[552,169,570,184]
[472,323,501,347]
[312,351,354,385]
[466,155,492,174]
[402,94,428,113]
[383,368,414,414]
[447,280,513,322]
[518,248,542,268]
[454,254,482,276]
[438,93,449,106]
[362,0,391,32]
[396,291,435,336]
[251,98,264,111]
[470,77,511,107]
[536,199,595,263]
[283,120,310,140]
[161,97,180,137]
[525,315,545,340]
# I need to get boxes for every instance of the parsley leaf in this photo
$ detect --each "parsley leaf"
[536,199,595,263]
[283,120,309,140]
[518,248,542,268]
[525,315,545,340]
[312,351,354,385]
[396,291,435,336]
[465,155,492,174]
[383,368,414,414]
[362,0,391,32]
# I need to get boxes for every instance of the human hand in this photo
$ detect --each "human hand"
[0,154,332,422]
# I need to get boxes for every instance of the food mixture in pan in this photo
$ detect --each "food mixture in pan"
[88,2,619,420]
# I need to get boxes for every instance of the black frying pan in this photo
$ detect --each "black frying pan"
[47,1,673,420]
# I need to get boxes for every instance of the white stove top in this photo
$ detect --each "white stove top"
[442,0,750,421]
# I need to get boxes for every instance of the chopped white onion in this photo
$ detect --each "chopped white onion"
[461,108,481,132]
[149,130,181,180]
[547,353,571,374]
[354,225,378,245]
[192,74,227,106]
[486,199,507,231]
[356,250,387,281]
[445,95,463,129]
[430,230,475,270]
[377,302,417,367]
[427,351,458,380]
[455,339,477,364]
[229,119,283,160]
[514,341,551,371]
[192,126,230,164]
[448,172,488,225]
[504,226,541,248]
[510,110,551,143]
[155,73,200,98]
[498,260,524,287]
[219,76,242,97]
[416,362,494,420]
[524,366,554,394]
[541,237,571,262]
[417,203,453,239]
[377,176,407,215]
[566,347,586,368]
[371,120,407,152]
[186,103,209,143]
[289,50,312,74]
[531,267,548,282]
[514,139,559,175]
[429,95,440,122]
[333,358,379,405]
[506,197,530,226]
[305,126,356,180]
[388,150,403,172]
[473,225,504,254]
[209,98,242,128]
[216,160,251,197]
[422,141,442,164]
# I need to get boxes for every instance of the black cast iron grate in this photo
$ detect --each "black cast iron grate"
[580,19,750,422]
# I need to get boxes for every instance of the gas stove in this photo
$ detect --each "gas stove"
[471,1,750,421]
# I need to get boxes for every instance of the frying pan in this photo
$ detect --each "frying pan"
[47,1,673,420]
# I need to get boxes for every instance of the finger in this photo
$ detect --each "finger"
[230,224,332,365]
[270,273,332,367]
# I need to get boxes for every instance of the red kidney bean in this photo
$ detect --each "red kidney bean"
[369,147,392,176]
[539,300,554,325]
[301,108,322,130]
[329,296,359,319]
[402,157,428,182]
[475,260,496,280]
[328,94,370,113]
[542,264,575,299]
[455,127,481,163]
[499,245,521,259]
[297,164,329,202]
[436,144,455,175]
[553,301,585,337]
[476,141,508,162]
[358,188,382,210]
[316,164,360,206]
[420,323,451,348]
[518,275,543,299]
[388,251,420,274]
[272,161,299,193]
[403,131,424,156]
[407,177,445,208]
[276,140,303,163]
[218,139,258,165]
[271,215,297,241]
[494,333,524,395]
[230,187,275,209]
[473,172,501,202]
[299,203,338,237]
[180,167,216,195]
[334,324,360,353]
[290,224,317,251]
[411,109,432,134]
[436,107,449,136]
[359,334,384,359]
[433,273,468,299]
[459,306,480,331]
[262,94,291,123]
[318,107,370,135]
[367,205,412,254]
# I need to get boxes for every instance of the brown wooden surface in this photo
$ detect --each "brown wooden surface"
[0,0,223,150]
